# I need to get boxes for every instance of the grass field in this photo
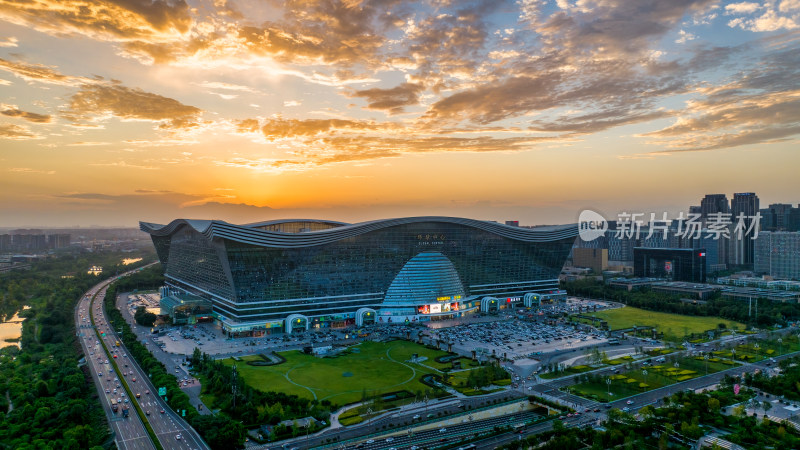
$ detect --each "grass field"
[583,306,745,341]
[221,340,458,406]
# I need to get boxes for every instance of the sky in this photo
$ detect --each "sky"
[1,0,799,228]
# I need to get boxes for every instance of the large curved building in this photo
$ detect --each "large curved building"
[141,217,578,335]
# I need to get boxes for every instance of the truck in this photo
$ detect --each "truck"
[122,405,129,418]
[110,399,118,413]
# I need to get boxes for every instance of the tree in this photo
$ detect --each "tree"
[763,400,772,417]
[133,305,157,326]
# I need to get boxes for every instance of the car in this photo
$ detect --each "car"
[160,409,165,414]
[626,400,634,405]
[136,393,141,398]
[132,378,136,382]
[412,414,421,419]
[594,408,601,412]
[105,389,110,393]
[366,439,375,444]
[146,410,150,415]
[145,390,149,395]
[98,372,103,376]
[175,434,182,440]
[386,437,394,442]
[439,427,447,432]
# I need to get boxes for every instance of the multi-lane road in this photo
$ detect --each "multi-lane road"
[76,276,156,450]
[75,267,209,450]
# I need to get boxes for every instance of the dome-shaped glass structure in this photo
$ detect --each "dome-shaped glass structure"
[383,252,466,309]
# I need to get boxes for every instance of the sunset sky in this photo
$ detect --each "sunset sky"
[1,0,799,228]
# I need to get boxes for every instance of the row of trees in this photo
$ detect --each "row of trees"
[564,279,796,327]
[460,362,509,388]
[102,274,247,450]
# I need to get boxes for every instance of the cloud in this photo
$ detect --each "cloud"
[0,37,17,47]
[0,58,84,85]
[0,0,192,41]
[725,2,762,14]
[237,0,408,67]
[0,123,42,140]
[676,29,696,44]
[258,117,394,140]
[1,106,52,123]
[283,100,301,107]
[725,1,799,31]
[643,46,800,152]
[216,133,560,171]
[349,83,424,114]
[65,82,202,129]
[195,81,255,92]
[9,167,54,174]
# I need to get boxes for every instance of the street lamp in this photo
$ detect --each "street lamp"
[754,343,760,361]
[704,354,709,376]
[642,369,648,388]
[606,377,612,401]
[778,338,783,356]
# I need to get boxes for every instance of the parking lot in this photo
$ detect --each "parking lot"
[124,293,615,367]
[433,315,609,363]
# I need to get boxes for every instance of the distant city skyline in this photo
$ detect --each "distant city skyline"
[1,1,799,227]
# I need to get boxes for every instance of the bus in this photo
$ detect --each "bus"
[608,339,620,345]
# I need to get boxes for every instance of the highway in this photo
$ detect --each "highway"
[77,266,210,450]
[76,274,156,450]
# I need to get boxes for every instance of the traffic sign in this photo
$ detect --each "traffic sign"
[158,387,167,396]
[182,409,185,417]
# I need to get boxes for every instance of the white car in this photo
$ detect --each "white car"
[626,400,634,405]
[439,427,447,432]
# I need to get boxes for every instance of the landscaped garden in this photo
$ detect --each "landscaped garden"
[564,355,740,402]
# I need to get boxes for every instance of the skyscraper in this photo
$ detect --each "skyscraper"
[730,192,760,266]
[700,194,730,222]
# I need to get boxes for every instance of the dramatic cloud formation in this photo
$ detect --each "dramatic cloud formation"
[65,82,202,129]
[1,0,799,226]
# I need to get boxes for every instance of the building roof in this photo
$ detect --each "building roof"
[140,216,579,248]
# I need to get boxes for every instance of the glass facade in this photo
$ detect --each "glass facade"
[142,217,577,330]
[633,247,707,283]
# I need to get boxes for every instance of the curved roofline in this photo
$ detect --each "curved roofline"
[140,216,578,248]
[243,218,351,228]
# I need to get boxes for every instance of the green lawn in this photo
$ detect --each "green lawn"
[583,306,745,341]
[221,340,455,406]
